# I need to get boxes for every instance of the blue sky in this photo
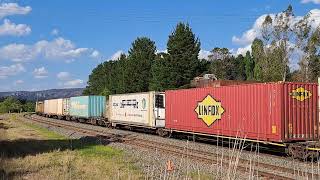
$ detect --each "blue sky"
[0,0,319,91]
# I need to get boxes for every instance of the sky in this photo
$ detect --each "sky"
[0,0,319,91]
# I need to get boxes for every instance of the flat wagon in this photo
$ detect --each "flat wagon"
[165,82,319,158]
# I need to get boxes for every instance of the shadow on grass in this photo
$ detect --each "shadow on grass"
[0,134,127,159]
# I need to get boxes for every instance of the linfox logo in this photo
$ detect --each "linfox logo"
[290,87,312,101]
[195,95,225,127]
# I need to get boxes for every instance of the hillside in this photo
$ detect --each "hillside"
[0,88,84,101]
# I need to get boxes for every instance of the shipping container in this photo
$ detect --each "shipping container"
[165,82,319,143]
[44,98,64,116]
[35,101,44,114]
[108,91,165,128]
[63,98,70,115]
[69,96,105,119]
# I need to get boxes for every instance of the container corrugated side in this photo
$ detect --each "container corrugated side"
[44,99,63,115]
[165,82,318,143]
[69,96,105,118]
[56,99,63,115]
[283,82,318,141]
[108,92,155,127]
[88,96,105,117]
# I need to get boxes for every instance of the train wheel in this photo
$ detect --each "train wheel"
[288,144,307,160]
[157,128,170,138]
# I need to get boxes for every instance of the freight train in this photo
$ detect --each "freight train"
[35,81,320,159]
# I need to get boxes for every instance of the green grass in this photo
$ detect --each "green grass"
[1,113,143,179]
[188,171,216,180]
[79,145,123,158]
[22,122,66,139]
[9,113,66,140]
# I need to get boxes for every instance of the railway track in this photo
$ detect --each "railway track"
[23,114,320,180]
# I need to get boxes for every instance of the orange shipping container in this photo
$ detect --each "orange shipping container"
[165,82,319,143]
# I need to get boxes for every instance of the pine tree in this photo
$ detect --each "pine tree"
[252,38,265,81]
[244,51,254,80]
[235,54,246,81]
[167,22,201,88]
[127,37,156,92]
[149,53,170,91]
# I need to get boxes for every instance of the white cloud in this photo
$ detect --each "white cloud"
[33,67,48,79]
[57,71,71,81]
[0,63,25,78]
[90,50,100,58]
[14,79,24,85]
[0,3,31,19]
[198,49,211,60]
[110,50,124,60]
[236,44,252,56]
[0,19,31,36]
[301,0,320,4]
[51,28,59,35]
[232,14,272,46]
[63,79,83,88]
[233,8,320,63]
[0,37,96,62]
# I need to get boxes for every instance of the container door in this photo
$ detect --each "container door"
[63,98,70,115]
[155,93,165,127]
[284,83,319,141]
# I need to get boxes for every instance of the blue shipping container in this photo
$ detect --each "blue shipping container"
[69,96,106,118]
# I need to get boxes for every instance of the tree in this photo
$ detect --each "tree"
[261,5,294,81]
[208,47,238,80]
[295,24,320,82]
[0,97,22,113]
[149,53,170,91]
[244,51,254,80]
[251,38,265,81]
[167,22,201,88]
[83,53,130,96]
[23,102,35,112]
[126,37,156,92]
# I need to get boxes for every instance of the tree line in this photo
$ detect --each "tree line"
[0,97,35,113]
[83,5,320,97]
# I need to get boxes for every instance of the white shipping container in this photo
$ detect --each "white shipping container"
[44,98,64,115]
[108,91,165,128]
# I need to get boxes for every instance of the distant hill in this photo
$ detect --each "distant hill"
[0,88,84,101]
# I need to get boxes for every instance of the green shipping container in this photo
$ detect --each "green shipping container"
[69,96,106,119]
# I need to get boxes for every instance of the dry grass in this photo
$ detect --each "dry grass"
[0,114,142,180]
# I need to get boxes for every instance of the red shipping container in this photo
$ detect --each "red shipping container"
[165,82,319,143]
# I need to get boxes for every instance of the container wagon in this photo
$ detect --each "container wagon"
[69,96,105,124]
[107,91,166,135]
[35,101,44,115]
[165,82,319,158]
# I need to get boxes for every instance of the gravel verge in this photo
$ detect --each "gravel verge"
[18,114,320,179]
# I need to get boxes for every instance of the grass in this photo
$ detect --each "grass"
[8,113,65,140]
[0,113,142,180]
